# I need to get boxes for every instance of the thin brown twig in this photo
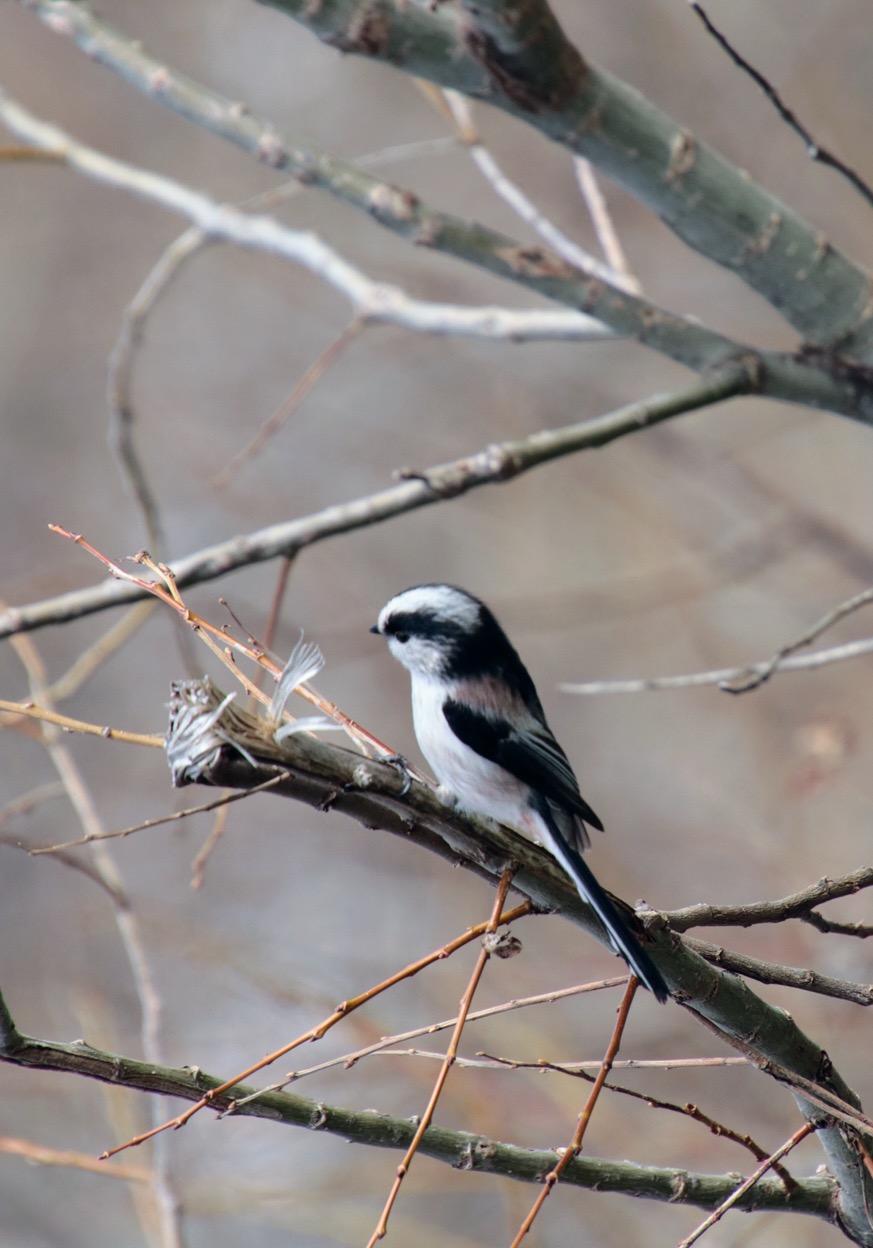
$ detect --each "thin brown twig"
[0,1134,152,1182]
[489,1053,796,1188]
[189,804,229,890]
[252,976,632,1094]
[0,698,162,748]
[46,526,389,758]
[213,320,363,487]
[677,1121,815,1247]
[188,555,299,888]
[509,976,639,1246]
[101,894,530,1158]
[29,776,286,855]
[366,868,515,1247]
[262,557,296,659]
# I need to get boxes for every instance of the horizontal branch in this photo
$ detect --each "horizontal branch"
[0,987,834,1220]
[667,870,873,932]
[0,369,747,639]
[562,637,873,696]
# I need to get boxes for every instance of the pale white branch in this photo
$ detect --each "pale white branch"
[0,90,614,344]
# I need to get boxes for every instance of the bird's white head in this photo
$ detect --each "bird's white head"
[371,584,484,679]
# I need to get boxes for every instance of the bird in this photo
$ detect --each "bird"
[371,583,668,1002]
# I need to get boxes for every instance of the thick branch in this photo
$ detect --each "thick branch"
[14,4,873,414]
[249,0,873,355]
[0,987,835,1220]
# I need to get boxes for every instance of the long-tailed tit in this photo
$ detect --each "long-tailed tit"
[372,583,668,1002]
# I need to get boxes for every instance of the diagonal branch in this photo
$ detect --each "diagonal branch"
[251,0,873,356]
[0,368,750,640]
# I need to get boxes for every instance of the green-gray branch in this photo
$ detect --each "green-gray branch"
[0,986,836,1223]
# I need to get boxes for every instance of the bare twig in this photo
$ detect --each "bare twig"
[678,1121,815,1247]
[44,528,384,758]
[486,1051,796,1186]
[366,868,515,1246]
[264,977,632,1091]
[0,90,613,345]
[573,158,641,292]
[213,319,363,486]
[108,226,208,551]
[0,1135,151,1183]
[28,776,286,856]
[689,3,873,210]
[0,698,162,748]
[562,636,873,696]
[0,985,836,1219]
[441,89,636,292]
[685,939,873,1007]
[102,893,530,1158]
[803,912,873,940]
[509,978,639,1246]
[22,0,873,362]
[721,586,873,693]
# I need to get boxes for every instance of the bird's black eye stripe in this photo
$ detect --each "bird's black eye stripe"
[382,609,465,645]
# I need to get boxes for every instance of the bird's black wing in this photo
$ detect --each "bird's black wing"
[443,698,603,831]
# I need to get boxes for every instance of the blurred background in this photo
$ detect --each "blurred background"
[1,0,873,1244]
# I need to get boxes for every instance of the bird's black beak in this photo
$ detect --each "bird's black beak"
[369,624,380,635]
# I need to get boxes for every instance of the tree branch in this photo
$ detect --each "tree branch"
[160,676,873,1242]
[667,870,873,932]
[15,3,873,411]
[0,985,836,1221]
[250,0,873,356]
[0,368,749,640]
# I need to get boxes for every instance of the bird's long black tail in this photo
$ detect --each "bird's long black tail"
[539,812,669,1003]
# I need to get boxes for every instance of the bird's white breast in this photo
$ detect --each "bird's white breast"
[409,674,537,833]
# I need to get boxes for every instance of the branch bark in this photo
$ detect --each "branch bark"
[0,986,836,1222]
[15,3,873,419]
[247,0,873,355]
